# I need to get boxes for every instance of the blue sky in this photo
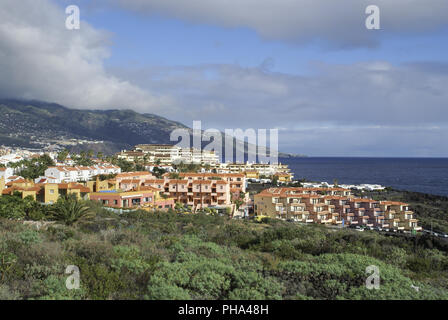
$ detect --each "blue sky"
[1,0,448,156]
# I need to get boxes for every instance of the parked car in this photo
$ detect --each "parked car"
[348,225,364,232]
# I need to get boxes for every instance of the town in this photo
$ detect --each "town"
[0,143,421,233]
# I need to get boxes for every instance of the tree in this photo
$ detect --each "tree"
[16,155,56,180]
[50,195,95,226]
[169,172,180,179]
[0,242,17,282]
[152,167,167,178]
[57,149,69,163]
[232,192,246,213]
[114,158,134,172]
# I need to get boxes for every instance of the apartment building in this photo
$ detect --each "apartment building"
[254,187,420,231]
[1,179,90,204]
[42,165,121,183]
[139,172,248,211]
[116,151,145,162]
[121,144,220,165]
[215,162,292,179]
[90,186,174,211]
[0,167,14,182]
[177,172,246,194]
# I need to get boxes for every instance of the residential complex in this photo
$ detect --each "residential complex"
[118,144,220,165]
[254,187,421,231]
[215,162,292,178]
[1,177,90,204]
[0,144,421,232]
[90,186,175,211]
[42,165,121,183]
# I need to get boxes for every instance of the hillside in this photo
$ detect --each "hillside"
[0,99,189,153]
[0,99,280,159]
[1,200,448,300]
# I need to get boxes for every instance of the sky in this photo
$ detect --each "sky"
[1,0,448,156]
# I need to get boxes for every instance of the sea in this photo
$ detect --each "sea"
[279,157,448,197]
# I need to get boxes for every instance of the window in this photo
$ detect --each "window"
[49,189,54,194]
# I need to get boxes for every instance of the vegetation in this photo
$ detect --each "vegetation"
[50,195,95,226]
[0,99,188,154]
[9,154,55,180]
[173,162,203,173]
[0,190,448,300]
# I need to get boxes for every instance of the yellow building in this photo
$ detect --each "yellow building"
[273,173,293,183]
[2,180,90,204]
[0,177,5,195]
[244,170,259,179]
[86,177,119,193]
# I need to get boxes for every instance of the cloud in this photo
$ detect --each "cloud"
[0,0,172,112]
[112,0,448,48]
[109,60,448,156]
[0,0,447,156]
[111,61,448,126]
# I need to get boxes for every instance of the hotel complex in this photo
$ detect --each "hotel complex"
[254,187,421,231]
[0,144,421,231]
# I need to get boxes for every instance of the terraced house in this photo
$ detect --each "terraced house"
[254,187,421,231]
[89,186,174,211]
[140,172,247,212]
[42,165,121,183]
[1,178,90,204]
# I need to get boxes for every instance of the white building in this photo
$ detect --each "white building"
[0,154,24,166]
[43,165,121,183]
[0,167,15,182]
[129,144,220,165]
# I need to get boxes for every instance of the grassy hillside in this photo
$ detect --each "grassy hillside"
[1,196,448,300]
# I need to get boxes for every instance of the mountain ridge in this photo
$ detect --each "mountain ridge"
[0,99,189,153]
[0,98,301,159]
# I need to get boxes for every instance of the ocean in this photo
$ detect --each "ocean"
[279,157,448,197]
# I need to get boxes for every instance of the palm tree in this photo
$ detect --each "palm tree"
[50,194,95,226]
